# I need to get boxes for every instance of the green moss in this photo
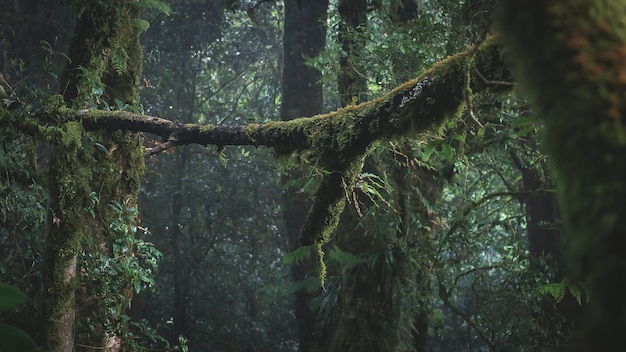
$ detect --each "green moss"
[43,0,146,348]
[200,124,216,133]
[252,39,505,284]
[43,120,94,349]
[497,0,626,347]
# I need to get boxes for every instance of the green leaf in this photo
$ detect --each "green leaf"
[515,126,536,137]
[0,283,28,311]
[328,245,366,273]
[132,19,151,33]
[95,142,109,154]
[450,133,466,143]
[134,280,142,294]
[138,0,171,15]
[422,141,438,161]
[535,282,566,303]
[282,246,312,265]
[441,143,455,162]
[510,117,535,129]
[0,324,41,352]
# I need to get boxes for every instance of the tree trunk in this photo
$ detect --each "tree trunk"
[171,148,191,340]
[497,0,626,349]
[510,152,560,264]
[42,126,92,352]
[337,0,368,106]
[41,1,145,351]
[280,1,329,351]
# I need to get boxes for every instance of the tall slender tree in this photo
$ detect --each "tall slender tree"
[280,1,329,350]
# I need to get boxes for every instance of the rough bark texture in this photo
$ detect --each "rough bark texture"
[496,0,626,349]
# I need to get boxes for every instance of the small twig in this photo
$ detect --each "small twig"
[144,139,178,157]
[439,282,498,352]
[467,104,485,129]
[474,67,515,86]
[74,343,105,350]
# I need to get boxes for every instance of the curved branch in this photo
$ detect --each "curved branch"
[67,36,507,160]
[2,37,511,264]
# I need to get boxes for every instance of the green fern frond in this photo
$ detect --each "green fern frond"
[132,19,151,33]
[110,49,129,75]
[137,0,171,15]
[535,278,589,305]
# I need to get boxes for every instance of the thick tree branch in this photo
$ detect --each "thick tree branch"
[1,37,511,267]
[2,37,509,160]
[69,36,508,159]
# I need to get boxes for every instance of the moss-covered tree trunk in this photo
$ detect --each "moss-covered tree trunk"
[42,122,93,352]
[329,0,390,347]
[497,0,626,349]
[42,1,145,351]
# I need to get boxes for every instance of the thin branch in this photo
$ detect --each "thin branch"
[144,138,178,157]
[439,282,499,352]
[474,67,516,87]
[443,189,556,242]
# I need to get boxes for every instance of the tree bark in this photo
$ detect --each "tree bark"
[497,0,626,349]
[41,1,145,351]
[337,0,368,106]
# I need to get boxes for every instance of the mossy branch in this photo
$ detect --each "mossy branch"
[2,37,510,283]
[6,37,507,157]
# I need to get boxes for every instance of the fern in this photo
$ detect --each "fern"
[535,278,589,305]
[137,0,171,15]
[110,49,129,76]
[327,245,366,273]
[132,19,151,33]
[281,245,313,265]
